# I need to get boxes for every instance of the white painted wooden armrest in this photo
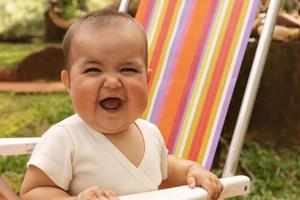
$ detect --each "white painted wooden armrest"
[0,137,40,156]
[120,175,250,200]
[0,138,250,199]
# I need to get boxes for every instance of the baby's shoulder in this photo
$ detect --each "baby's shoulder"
[55,114,82,126]
[43,114,86,139]
[52,114,87,131]
[135,119,159,131]
[135,119,163,139]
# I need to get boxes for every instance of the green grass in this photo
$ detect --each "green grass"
[0,42,45,70]
[0,92,73,137]
[238,141,300,199]
[0,92,73,193]
[0,155,31,193]
[0,93,299,199]
[213,140,300,200]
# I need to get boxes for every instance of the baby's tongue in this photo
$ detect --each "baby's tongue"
[100,98,122,110]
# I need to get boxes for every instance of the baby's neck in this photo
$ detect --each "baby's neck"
[104,123,145,168]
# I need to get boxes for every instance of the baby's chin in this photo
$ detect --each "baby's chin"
[91,121,132,135]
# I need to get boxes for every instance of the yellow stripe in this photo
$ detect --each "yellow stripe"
[173,0,220,157]
[147,0,185,118]
[174,0,227,158]
[148,1,168,62]
[142,1,169,118]
[195,0,235,163]
[197,0,250,162]
[181,0,228,158]
[154,0,184,88]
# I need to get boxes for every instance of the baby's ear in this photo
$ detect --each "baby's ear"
[147,68,152,83]
[61,70,70,91]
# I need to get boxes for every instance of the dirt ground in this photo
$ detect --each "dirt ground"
[0,82,65,93]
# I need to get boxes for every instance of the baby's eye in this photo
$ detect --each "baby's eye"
[121,67,138,73]
[84,67,101,73]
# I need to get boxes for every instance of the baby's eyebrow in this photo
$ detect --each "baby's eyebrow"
[81,60,102,66]
[121,60,145,67]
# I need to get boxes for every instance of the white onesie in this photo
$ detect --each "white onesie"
[28,114,168,196]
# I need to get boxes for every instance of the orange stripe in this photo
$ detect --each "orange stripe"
[189,0,244,161]
[147,1,177,89]
[135,0,148,23]
[197,0,251,164]
[158,1,212,141]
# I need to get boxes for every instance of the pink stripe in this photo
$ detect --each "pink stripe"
[149,1,195,125]
[147,1,177,90]
[140,0,157,32]
[168,0,219,152]
[205,0,259,169]
[189,0,244,161]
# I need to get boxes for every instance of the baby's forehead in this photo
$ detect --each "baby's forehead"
[64,14,148,70]
[73,20,147,47]
[84,19,144,34]
[69,22,147,60]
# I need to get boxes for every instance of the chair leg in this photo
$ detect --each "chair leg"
[0,178,19,200]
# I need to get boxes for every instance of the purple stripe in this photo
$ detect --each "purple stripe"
[144,0,158,33]
[171,0,220,153]
[149,1,194,123]
[205,0,260,169]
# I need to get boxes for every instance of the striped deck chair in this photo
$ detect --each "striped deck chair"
[135,0,258,169]
[0,0,281,199]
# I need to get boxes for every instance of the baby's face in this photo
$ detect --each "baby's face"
[62,23,149,134]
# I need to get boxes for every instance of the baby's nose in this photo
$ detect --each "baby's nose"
[103,74,122,89]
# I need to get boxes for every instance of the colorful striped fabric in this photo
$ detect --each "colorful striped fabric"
[135,0,259,169]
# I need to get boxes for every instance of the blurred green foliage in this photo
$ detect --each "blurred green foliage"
[281,0,300,12]
[0,0,47,41]
[0,0,118,41]
[86,0,118,12]
[61,0,87,20]
[60,0,118,19]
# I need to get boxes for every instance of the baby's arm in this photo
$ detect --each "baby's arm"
[20,165,75,200]
[159,154,223,200]
[20,165,118,200]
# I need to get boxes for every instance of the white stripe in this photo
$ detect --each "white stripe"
[145,0,165,119]
[203,1,255,165]
[178,1,230,157]
[146,1,186,120]
[147,1,164,48]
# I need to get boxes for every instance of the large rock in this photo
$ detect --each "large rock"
[223,41,300,147]
[16,46,63,81]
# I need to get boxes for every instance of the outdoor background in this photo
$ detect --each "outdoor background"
[0,0,300,199]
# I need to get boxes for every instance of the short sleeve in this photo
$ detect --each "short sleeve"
[149,123,169,181]
[27,125,74,190]
[157,130,168,180]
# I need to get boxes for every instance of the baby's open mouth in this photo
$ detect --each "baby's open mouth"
[100,97,122,110]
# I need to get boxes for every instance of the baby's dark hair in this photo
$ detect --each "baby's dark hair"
[62,10,147,72]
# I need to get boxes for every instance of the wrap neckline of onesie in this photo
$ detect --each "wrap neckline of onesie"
[85,119,148,170]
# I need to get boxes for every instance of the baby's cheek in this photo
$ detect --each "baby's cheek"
[131,84,148,99]
[71,89,94,112]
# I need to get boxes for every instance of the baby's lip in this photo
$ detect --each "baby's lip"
[100,95,125,101]
[99,97,123,110]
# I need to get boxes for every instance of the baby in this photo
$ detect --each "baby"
[20,10,223,200]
